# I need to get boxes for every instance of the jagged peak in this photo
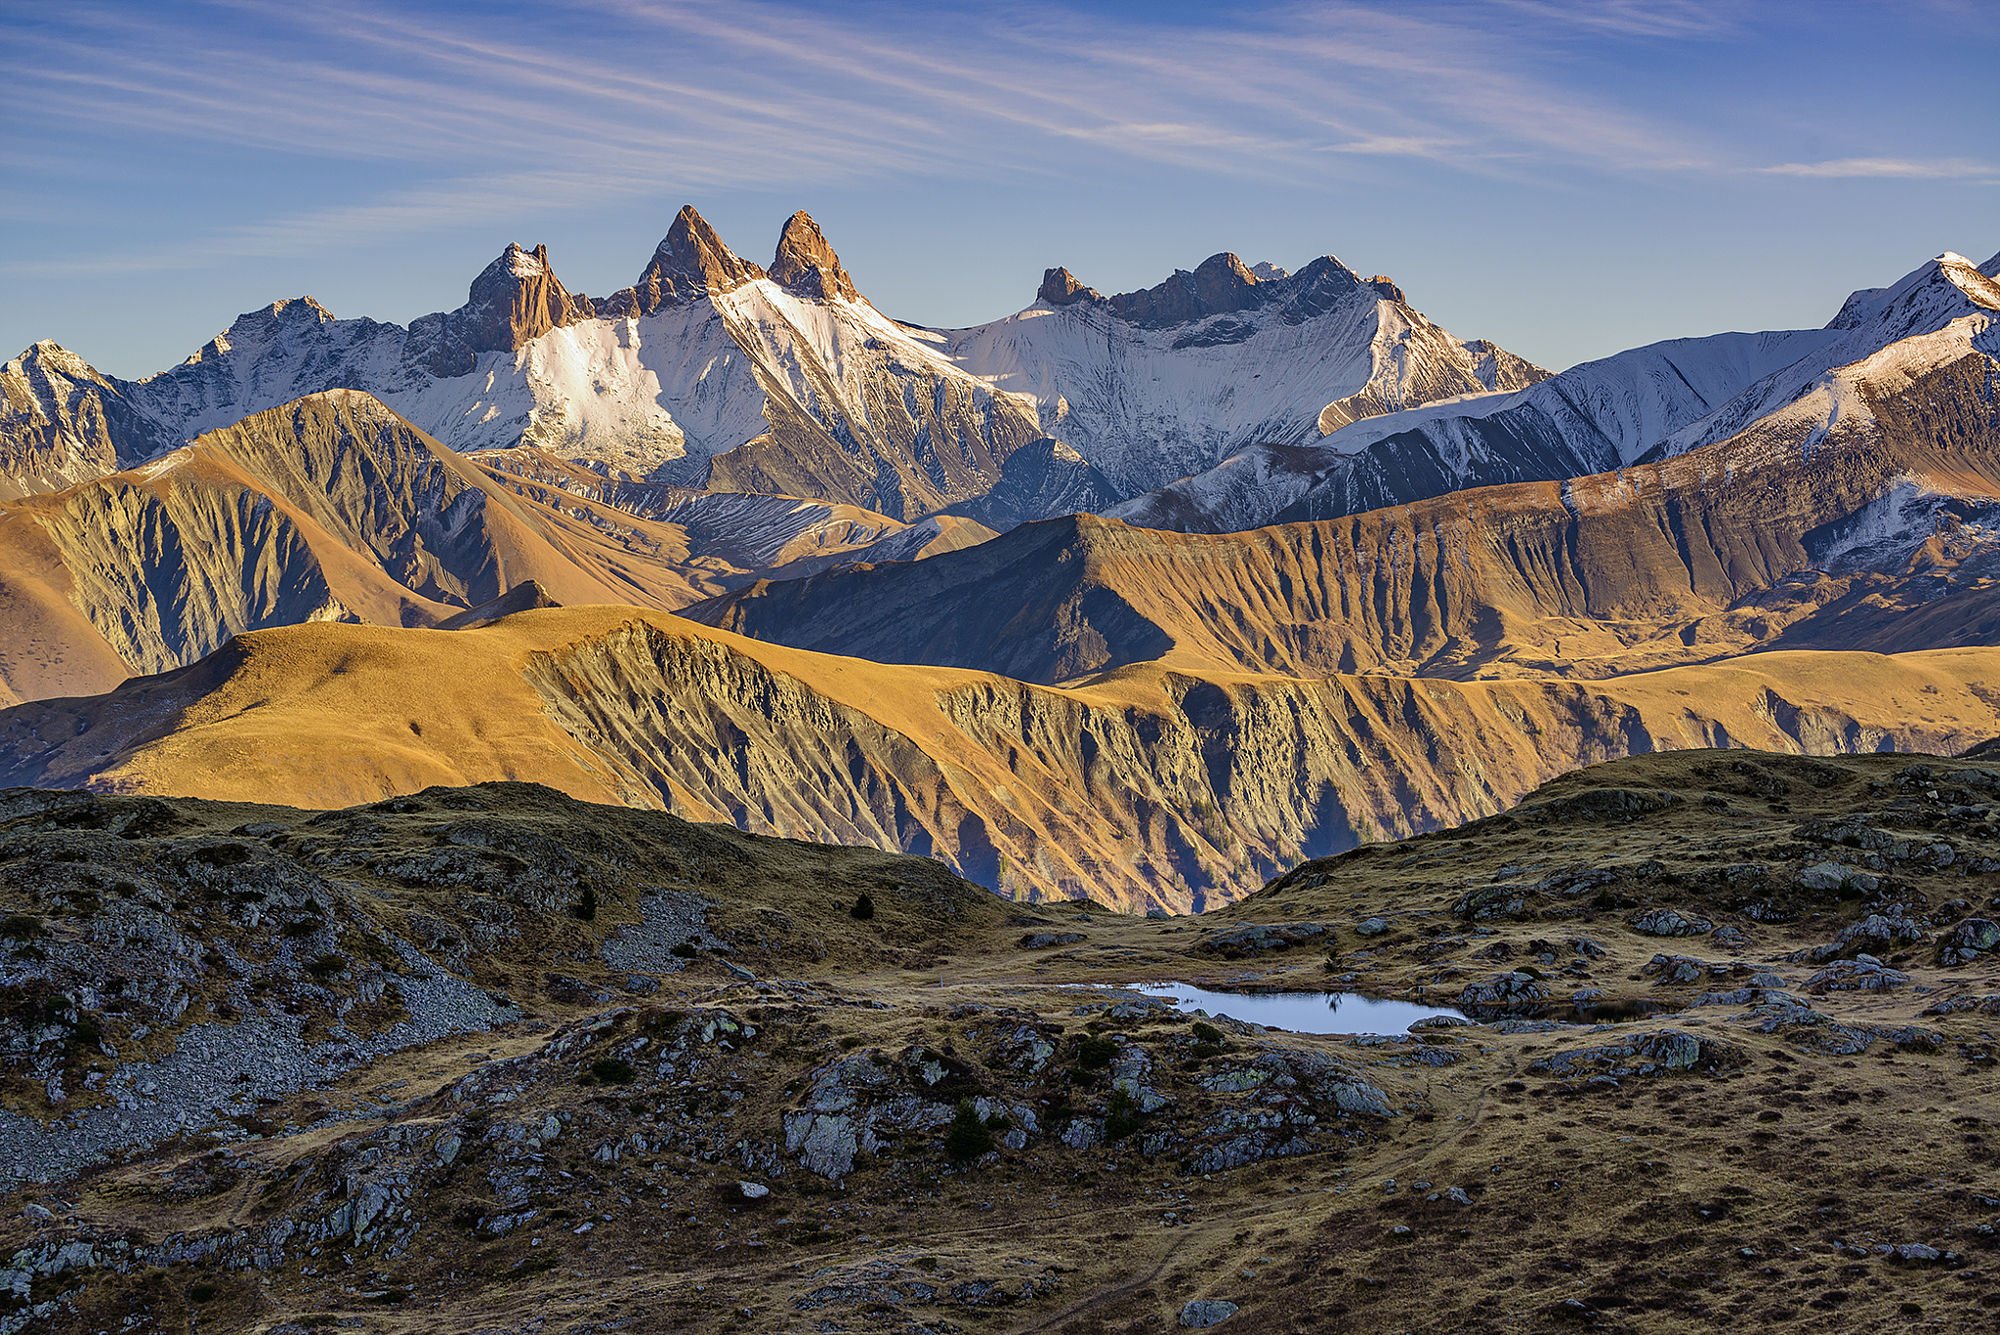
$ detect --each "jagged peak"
[603,205,765,318]
[486,241,551,280]
[1081,249,1388,330]
[249,296,337,325]
[10,340,94,374]
[769,211,860,302]
[1984,250,2000,279]
[1037,267,1101,307]
[1829,250,2000,331]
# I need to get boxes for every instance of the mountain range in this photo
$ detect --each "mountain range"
[1,206,1544,524]
[1,217,1996,908]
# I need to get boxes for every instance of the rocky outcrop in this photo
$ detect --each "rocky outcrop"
[406,243,595,376]
[601,204,766,317]
[1037,266,1101,306]
[767,210,860,302]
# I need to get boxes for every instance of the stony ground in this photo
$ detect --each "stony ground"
[0,749,1996,1333]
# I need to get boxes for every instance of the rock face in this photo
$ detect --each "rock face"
[406,244,595,377]
[0,343,179,501]
[767,211,861,302]
[1037,266,1100,306]
[603,203,767,316]
[10,610,1999,911]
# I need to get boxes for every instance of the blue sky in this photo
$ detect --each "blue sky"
[3,0,1996,377]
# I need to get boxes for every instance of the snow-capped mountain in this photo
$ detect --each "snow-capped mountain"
[1114,249,2000,533]
[0,210,1092,522]
[2,211,1546,525]
[935,252,1548,497]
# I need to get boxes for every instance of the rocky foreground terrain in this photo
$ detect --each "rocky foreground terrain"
[0,746,1995,1332]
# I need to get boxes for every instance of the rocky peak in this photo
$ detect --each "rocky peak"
[406,242,594,379]
[1365,275,1408,304]
[1106,251,1264,328]
[463,243,591,345]
[1249,262,1290,282]
[605,205,766,319]
[11,340,100,381]
[1037,267,1102,307]
[1827,251,2000,334]
[769,211,860,302]
[179,298,338,366]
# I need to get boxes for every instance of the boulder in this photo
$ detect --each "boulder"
[1631,909,1713,937]
[1798,862,1879,894]
[1937,918,2000,967]
[1804,955,1909,995]
[1180,1298,1240,1327]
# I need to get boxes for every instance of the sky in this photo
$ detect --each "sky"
[3,0,1997,378]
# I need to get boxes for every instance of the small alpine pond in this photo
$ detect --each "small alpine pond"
[1128,982,1467,1036]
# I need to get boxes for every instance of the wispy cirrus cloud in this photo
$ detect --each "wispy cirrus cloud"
[1759,156,2000,182]
[2,0,1735,276]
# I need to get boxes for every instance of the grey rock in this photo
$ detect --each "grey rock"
[1798,861,1879,894]
[1631,909,1713,938]
[1938,918,2000,967]
[1804,955,1909,995]
[1457,972,1546,1007]
[1180,1298,1240,1327]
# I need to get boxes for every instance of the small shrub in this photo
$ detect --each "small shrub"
[943,1099,996,1162]
[0,914,43,942]
[850,894,876,921]
[1105,1088,1143,1141]
[280,918,320,940]
[1076,1036,1118,1070]
[570,886,598,922]
[306,953,345,980]
[188,1282,219,1303]
[670,940,700,959]
[589,1057,636,1085]
[1190,1021,1224,1045]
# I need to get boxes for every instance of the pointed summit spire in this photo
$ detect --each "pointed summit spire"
[1037,267,1100,307]
[768,211,859,302]
[405,242,591,377]
[605,205,766,318]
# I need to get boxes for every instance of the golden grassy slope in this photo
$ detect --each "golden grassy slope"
[0,394,998,707]
[6,605,2000,911]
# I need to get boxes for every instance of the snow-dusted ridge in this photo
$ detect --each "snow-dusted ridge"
[1113,247,2000,533]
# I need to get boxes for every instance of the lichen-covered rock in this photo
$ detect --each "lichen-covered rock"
[1937,918,2000,966]
[1803,911,1929,963]
[1798,862,1879,894]
[1804,955,1909,994]
[1528,1029,1743,1080]
[1458,973,1546,1007]
[1631,909,1713,937]
[1196,923,1331,957]
[1180,1297,1240,1327]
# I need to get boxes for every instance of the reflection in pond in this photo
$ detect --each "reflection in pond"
[1128,982,1467,1036]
